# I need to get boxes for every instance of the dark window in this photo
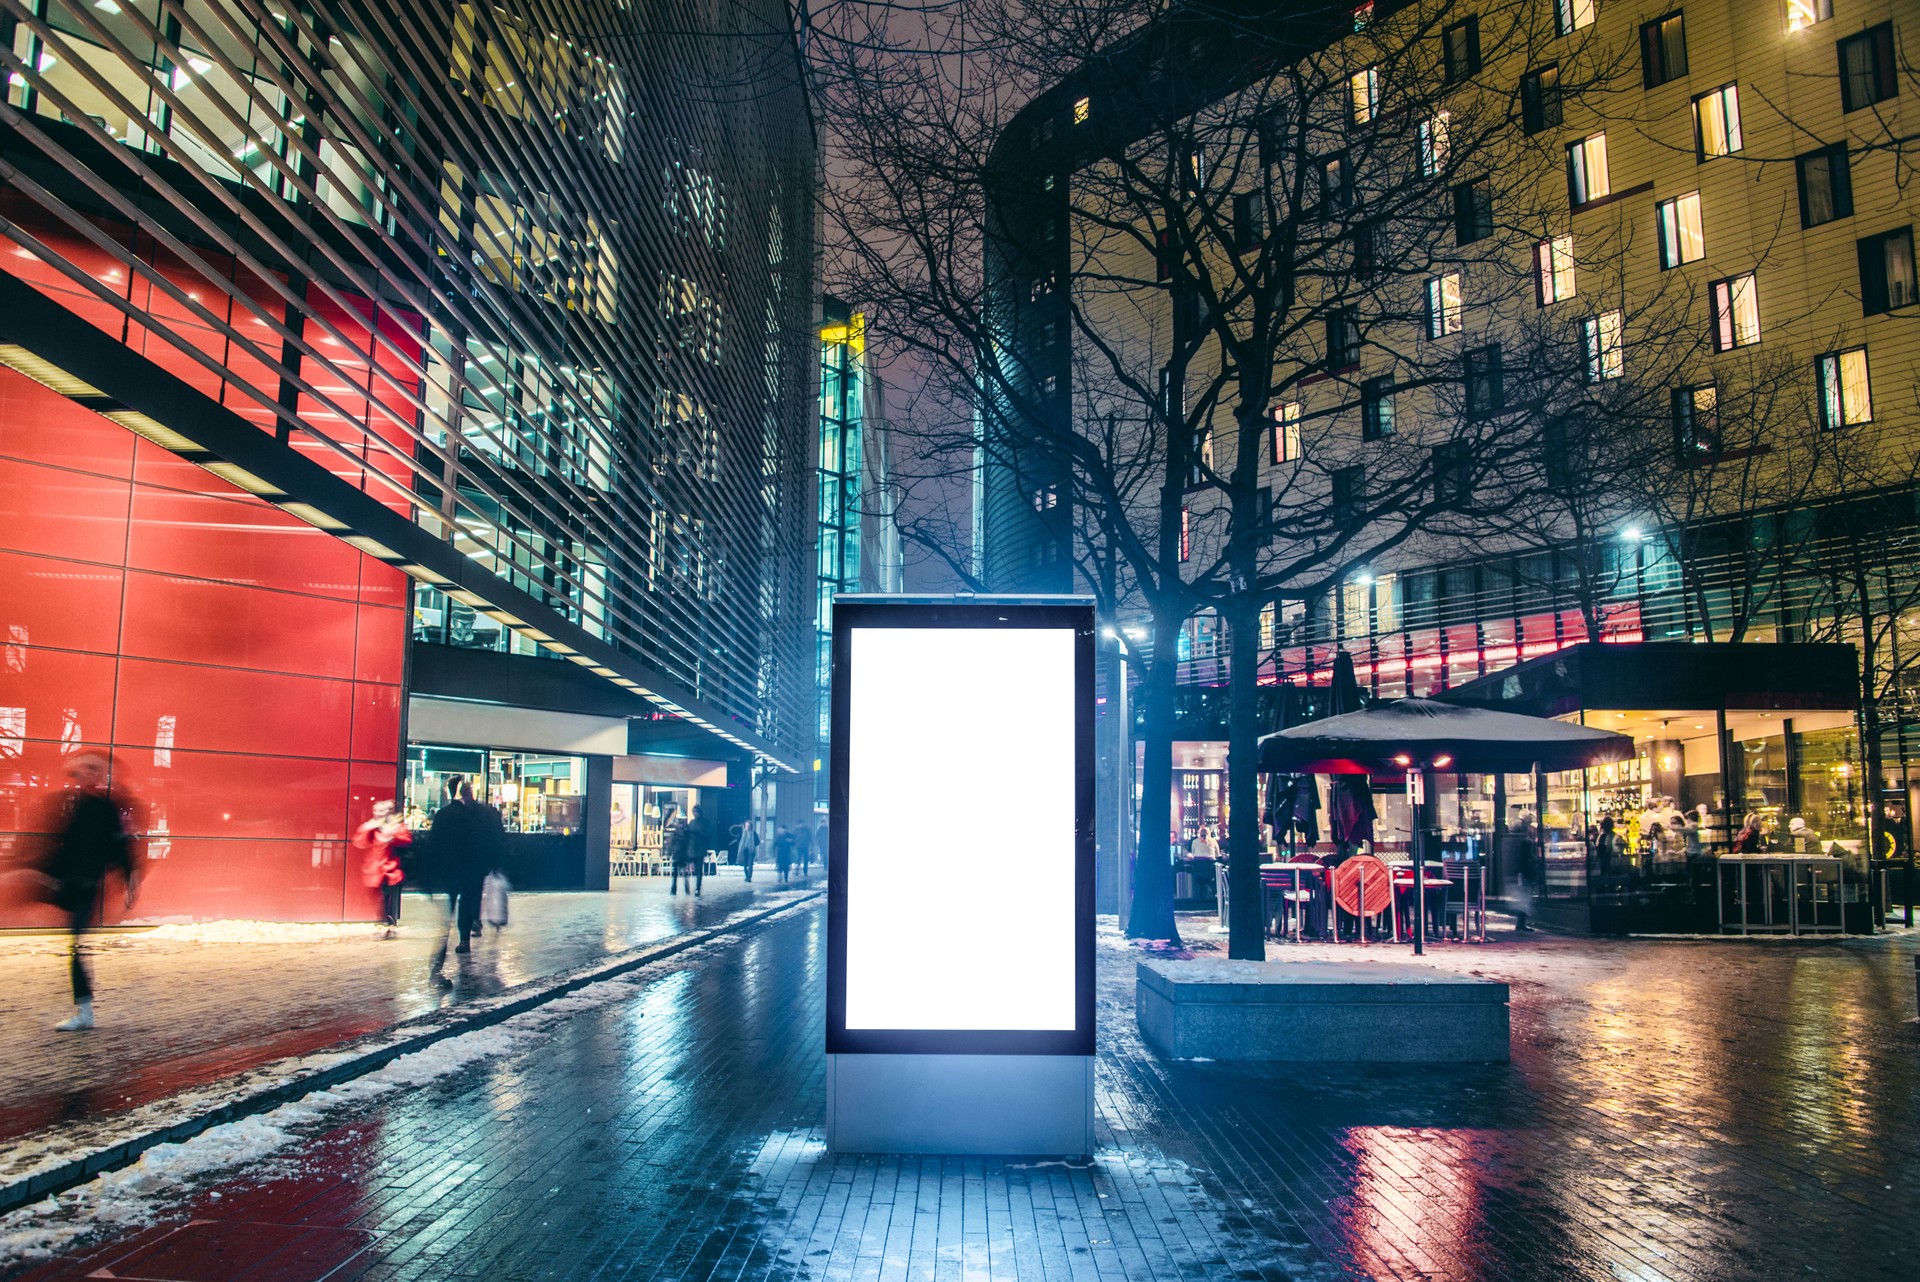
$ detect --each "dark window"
[1318,153,1352,214]
[1352,220,1378,277]
[1541,419,1572,489]
[1640,13,1688,88]
[1453,178,1493,244]
[1362,375,1395,439]
[1443,18,1481,83]
[1433,442,1472,504]
[1464,344,1504,417]
[1838,24,1897,112]
[1232,192,1265,252]
[1672,384,1720,458]
[1172,282,1209,343]
[1797,144,1853,227]
[1857,226,1918,314]
[1327,309,1361,370]
[1154,227,1174,281]
[1159,366,1184,421]
[1521,64,1562,135]
[1331,466,1362,524]
[1257,113,1285,170]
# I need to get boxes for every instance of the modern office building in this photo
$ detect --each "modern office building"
[813,295,903,810]
[0,0,817,921]
[977,1,1918,899]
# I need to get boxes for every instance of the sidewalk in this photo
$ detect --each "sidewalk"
[0,868,814,1149]
[8,906,1918,1281]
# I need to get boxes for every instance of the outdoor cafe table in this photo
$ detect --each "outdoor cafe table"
[1259,862,1329,941]
[1716,854,1845,936]
[1386,861,1452,943]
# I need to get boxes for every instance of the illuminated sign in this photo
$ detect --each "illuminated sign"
[827,599,1094,1055]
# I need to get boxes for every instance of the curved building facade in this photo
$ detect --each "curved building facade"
[0,0,816,919]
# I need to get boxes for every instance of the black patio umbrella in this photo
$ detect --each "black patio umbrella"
[1257,698,1634,775]
[1259,698,1631,953]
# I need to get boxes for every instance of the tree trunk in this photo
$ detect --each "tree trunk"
[1127,618,1182,941]
[1225,592,1265,960]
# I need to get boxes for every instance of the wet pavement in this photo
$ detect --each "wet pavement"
[0,868,813,1146]
[5,909,1918,1281]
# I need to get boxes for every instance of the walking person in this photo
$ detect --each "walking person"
[353,799,411,938]
[793,821,812,880]
[774,824,795,883]
[810,816,827,877]
[459,785,508,953]
[736,818,760,882]
[668,809,702,897]
[39,752,139,1031]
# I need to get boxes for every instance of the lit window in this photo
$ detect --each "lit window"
[1362,376,1395,440]
[1073,96,1090,124]
[1857,227,1917,314]
[1259,603,1277,651]
[1188,425,1215,486]
[1420,112,1451,177]
[1556,0,1594,36]
[1521,65,1562,135]
[1426,272,1463,338]
[1179,505,1191,560]
[1710,273,1761,350]
[1583,311,1624,382]
[1787,0,1831,32]
[1656,192,1705,268]
[1817,348,1871,429]
[1350,67,1379,125]
[1694,85,1743,159]
[1031,484,1061,511]
[1535,235,1576,304]
[1374,573,1399,632]
[1567,133,1610,204]
[1270,401,1303,464]
[1673,384,1720,457]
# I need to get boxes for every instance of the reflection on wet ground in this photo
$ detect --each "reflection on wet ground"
[7,910,1916,1281]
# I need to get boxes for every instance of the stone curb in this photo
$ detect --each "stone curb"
[0,888,824,1218]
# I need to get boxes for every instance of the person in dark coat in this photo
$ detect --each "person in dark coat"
[774,825,796,882]
[793,821,812,879]
[668,809,701,897]
[41,752,138,1031]
[459,787,507,952]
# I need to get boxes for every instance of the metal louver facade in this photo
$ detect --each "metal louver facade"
[0,0,818,765]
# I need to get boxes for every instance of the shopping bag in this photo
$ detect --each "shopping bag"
[481,871,511,927]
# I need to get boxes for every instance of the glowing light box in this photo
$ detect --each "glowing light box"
[827,599,1094,1056]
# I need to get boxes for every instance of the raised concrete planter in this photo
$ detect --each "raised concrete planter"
[1136,958,1510,1063]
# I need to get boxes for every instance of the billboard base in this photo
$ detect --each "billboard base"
[826,1053,1094,1157]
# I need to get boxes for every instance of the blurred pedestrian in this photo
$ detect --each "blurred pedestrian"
[793,821,812,879]
[736,818,760,882]
[39,752,138,1031]
[811,816,828,875]
[687,804,715,896]
[353,799,411,938]
[460,785,508,952]
[774,824,795,883]
[668,809,700,897]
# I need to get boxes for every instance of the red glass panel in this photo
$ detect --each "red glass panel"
[125,836,351,923]
[143,749,352,842]
[120,571,361,679]
[0,646,118,745]
[114,658,354,759]
[0,368,137,479]
[353,605,407,684]
[0,455,132,566]
[127,484,366,600]
[349,682,403,763]
[0,548,125,654]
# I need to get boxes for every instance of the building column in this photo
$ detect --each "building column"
[583,754,613,891]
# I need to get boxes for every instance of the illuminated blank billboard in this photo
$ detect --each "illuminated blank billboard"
[827,599,1094,1056]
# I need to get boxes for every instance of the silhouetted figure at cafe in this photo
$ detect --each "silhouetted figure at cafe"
[736,818,760,881]
[774,824,796,883]
[668,807,703,897]
[38,752,140,1031]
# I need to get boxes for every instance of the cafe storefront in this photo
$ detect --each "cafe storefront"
[1442,642,1874,935]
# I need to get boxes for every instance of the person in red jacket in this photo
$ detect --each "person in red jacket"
[354,799,412,938]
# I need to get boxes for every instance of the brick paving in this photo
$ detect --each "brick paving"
[6,909,1919,1281]
[0,868,813,1147]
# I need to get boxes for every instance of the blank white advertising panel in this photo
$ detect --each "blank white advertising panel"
[842,621,1081,1035]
